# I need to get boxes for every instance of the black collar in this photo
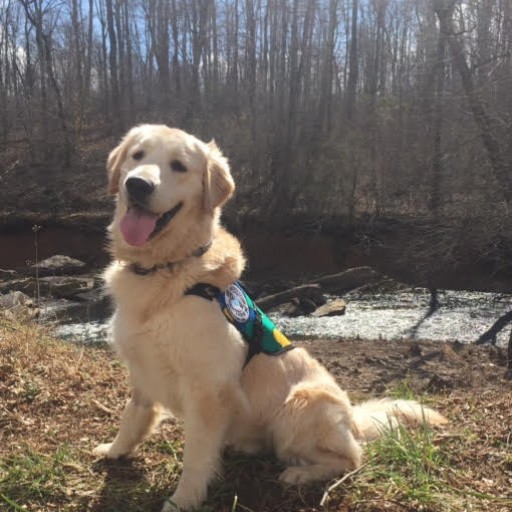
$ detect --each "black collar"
[129,240,213,276]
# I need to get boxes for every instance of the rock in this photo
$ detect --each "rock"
[73,289,112,321]
[0,278,35,294]
[38,291,111,324]
[39,276,95,299]
[280,296,345,318]
[280,300,305,317]
[31,255,87,276]
[311,298,346,317]
[0,290,34,308]
[0,269,17,279]
[0,275,95,299]
[0,291,39,320]
[298,297,318,314]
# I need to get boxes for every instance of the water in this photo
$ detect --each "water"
[57,321,110,344]
[274,288,511,346]
[55,287,511,347]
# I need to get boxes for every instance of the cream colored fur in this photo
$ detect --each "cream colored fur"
[94,124,447,511]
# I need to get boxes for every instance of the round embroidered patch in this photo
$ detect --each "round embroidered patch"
[225,284,250,323]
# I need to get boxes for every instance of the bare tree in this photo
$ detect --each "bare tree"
[105,0,121,129]
[434,0,512,204]
[20,0,72,161]
[346,0,359,120]
[1,0,512,240]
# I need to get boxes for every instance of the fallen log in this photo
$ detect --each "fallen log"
[312,266,382,293]
[255,267,382,312]
[255,284,323,311]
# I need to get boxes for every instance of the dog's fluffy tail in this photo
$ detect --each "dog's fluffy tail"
[352,399,447,441]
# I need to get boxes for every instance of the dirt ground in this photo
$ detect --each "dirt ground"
[1,319,511,512]
[306,338,512,510]
[304,337,509,397]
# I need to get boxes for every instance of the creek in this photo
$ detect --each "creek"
[1,223,510,347]
[55,286,511,347]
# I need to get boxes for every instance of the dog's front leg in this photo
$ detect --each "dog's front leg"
[94,389,161,458]
[163,394,230,511]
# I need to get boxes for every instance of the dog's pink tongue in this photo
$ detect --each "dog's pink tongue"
[120,208,158,246]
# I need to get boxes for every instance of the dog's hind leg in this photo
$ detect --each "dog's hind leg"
[93,388,162,458]
[273,385,363,485]
[278,429,361,484]
[225,412,268,455]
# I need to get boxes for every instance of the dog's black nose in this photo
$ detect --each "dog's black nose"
[125,177,155,203]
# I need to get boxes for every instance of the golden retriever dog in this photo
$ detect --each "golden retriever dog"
[94,124,447,511]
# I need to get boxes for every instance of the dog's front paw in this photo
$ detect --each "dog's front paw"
[161,500,180,512]
[93,442,126,459]
[163,486,204,511]
[279,466,314,485]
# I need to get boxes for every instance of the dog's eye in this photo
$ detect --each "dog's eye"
[170,160,187,173]
[132,150,145,161]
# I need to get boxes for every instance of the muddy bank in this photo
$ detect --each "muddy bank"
[1,214,512,293]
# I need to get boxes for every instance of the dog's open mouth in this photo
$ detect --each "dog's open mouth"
[120,202,183,247]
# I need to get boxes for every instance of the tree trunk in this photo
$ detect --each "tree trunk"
[83,0,94,118]
[154,0,171,110]
[123,0,134,110]
[170,0,181,96]
[346,0,358,120]
[429,10,447,213]
[320,0,337,132]
[434,0,512,204]
[106,0,121,130]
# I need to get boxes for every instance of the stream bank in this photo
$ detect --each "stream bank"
[1,215,512,292]
[2,215,511,348]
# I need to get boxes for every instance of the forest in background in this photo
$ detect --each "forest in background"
[1,0,512,276]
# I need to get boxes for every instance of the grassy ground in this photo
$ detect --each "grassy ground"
[0,318,511,512]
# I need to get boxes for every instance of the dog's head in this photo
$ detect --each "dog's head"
[107,125,234,253]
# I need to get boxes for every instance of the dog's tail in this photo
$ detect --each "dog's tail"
[352,399,447,441]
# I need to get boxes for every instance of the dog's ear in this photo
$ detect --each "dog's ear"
[107,129,136,195]
[107,144,124,195]
[203,140,235,211]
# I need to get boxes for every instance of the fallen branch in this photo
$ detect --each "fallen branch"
[255,267,382,311]
[255,284,322,310]
[313,267,382,293]
[91,399,114,415]
[319,463,368,507]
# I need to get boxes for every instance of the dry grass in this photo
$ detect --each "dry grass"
[0,318,511,511]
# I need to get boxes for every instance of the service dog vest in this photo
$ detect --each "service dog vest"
[185,281,294,366]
